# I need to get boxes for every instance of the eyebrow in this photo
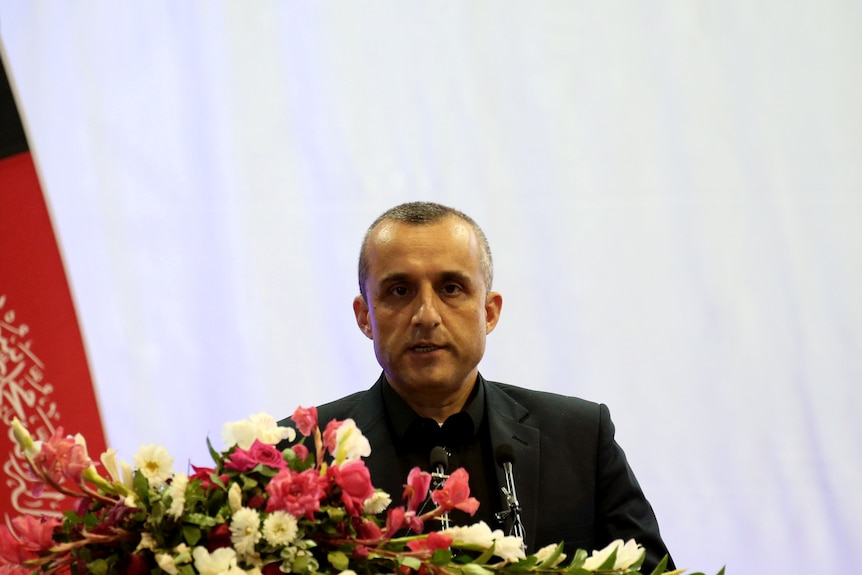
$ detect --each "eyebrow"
[377,270,474,286]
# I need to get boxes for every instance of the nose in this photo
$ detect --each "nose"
[411,286,442,327]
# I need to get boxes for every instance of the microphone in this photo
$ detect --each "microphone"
[494,444,526,549]
[429,446,450,529]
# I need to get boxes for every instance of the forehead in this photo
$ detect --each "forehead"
[364,217,482,279]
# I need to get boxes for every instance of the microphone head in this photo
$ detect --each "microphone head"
[430,445,449,470]
[495,443,516,467]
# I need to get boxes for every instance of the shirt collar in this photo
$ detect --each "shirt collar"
[380,372,486,443]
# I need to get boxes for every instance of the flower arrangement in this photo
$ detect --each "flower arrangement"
[1,408,721,575]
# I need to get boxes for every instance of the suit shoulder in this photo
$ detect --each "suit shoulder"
[317,389,369,421]
[487,380,604,421]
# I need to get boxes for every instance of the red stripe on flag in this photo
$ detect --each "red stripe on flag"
[1,151,108,520]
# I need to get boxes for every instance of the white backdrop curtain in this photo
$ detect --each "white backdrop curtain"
[1,2,860,573]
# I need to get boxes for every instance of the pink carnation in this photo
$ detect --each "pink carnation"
[328,460,375,516]
[291,406,318,437]
[265,468,328,519]
[403,467,431,512]
[431,468,479,515]
[407,531,454,553]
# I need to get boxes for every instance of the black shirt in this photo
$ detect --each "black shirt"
[380,376,505,530]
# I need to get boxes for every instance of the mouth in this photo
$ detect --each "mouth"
[410,344,443,354]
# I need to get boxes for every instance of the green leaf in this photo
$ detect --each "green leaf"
[648,554,669,575]
[133,471,150,505]
[507,556,539,572]
[567,548,588,571]
[207,436,222,466]
[328,551,350,571]
[536,542,565,568]
[400,556,422,570]
[86,558,109,575]
[431,549,454,566]
[596,547,618,571]
[472,542,497,565]
[183,524,202,546]
[461,563,495,575]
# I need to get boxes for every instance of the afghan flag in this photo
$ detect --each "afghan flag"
[1,46,108,521]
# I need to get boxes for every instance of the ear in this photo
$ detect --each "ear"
[484,291,503,334]
[353,295,373,340]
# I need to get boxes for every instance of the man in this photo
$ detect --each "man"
[292,201,673,570]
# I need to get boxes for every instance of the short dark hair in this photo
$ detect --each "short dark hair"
[358,201,494,299]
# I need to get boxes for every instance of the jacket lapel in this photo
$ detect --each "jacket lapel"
[483,378,540,552]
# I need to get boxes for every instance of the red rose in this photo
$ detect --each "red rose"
[207,523,232,550]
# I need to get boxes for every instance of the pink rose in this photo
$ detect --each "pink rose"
[291,406,318,437]
[249,440,287,470]
[265,468,328,519]
[225,440,286,472]
[328,460,375,516]
[431,468,479,515]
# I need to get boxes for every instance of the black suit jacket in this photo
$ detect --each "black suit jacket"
[286,373,673,571]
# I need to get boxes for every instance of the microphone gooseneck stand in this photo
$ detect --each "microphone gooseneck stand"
[494,443,526,551]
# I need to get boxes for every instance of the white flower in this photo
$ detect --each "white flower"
[222,412,295,450]
[132,444,174,488]
[193,546,244,575]
[156,552,180,575]
[493,534,526,562]
[262,510,298,546]
[362,490,392,514]
[228,482,243,513]
[167,473,189,519]
[534,543,566,567]
[333,419,371,463]
[582,539,645,571]
[230,507,262,557]
[444,521,525,562]
[135,532,157,552]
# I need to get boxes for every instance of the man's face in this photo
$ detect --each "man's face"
[354,216,502,405]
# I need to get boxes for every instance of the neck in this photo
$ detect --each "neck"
[388,374,478,424]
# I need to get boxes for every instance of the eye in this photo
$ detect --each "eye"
[441,283,462,295]
[391,285,410,296]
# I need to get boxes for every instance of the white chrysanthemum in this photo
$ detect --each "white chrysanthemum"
[362,490,392,514]
[582,539,644,571]
[193,546,242,575]
[444,521,525,562]
[334,419,371,463]
[132,444,174,487]
[156,552,180,575]
[228,482,243,513]
[167,473,189,519]
[262,510,299,546]
[222,412,295,450]
[231,507,262,557]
